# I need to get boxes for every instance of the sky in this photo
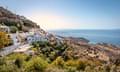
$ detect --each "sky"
[0,0,120,30]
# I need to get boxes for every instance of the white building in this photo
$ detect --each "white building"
[0,26,10,33]
[26,34,49,44]
[9,28,63,45]
[9,34,21,45]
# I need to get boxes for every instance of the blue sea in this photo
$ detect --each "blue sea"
[48,29,120,46]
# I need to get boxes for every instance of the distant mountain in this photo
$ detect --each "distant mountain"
[0,6,39,31]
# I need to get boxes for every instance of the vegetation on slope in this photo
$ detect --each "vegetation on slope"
[0,6,120,72]
[0,40,120,72]
[0,31,10,49]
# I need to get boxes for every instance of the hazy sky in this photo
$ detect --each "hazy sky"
[0,0,120,30]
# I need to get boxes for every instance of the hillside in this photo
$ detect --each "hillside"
[0,7,39,32]
[0,6,120,72]
[63,37,120,64]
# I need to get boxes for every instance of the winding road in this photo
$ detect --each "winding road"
[0,43,25,56]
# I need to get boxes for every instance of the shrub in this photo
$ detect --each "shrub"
[45,67,65,72]
[51,57,64,68]
[91,60,102,67]
[0,64,19,72]
[64,60,77,71]
[49,52,56,61]
[0,56,19,72]
[76,59,88,71]
[24,57,48,72]
[23,20,34,27]
[31,47,38,52]
[0,31,10,49]
[10,26,18,33]
[14,55,25,68]
[0,57,6,65]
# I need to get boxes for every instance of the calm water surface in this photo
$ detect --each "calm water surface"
[48,29,120,46]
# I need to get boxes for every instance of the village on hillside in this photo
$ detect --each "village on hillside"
[0,5,120,71]
[0,25,63,56]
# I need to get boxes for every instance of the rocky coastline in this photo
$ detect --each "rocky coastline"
[62,36,120,64]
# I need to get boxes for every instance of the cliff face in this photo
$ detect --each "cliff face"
[0,7,39,31]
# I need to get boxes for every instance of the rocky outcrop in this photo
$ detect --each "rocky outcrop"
[0,7,17,18]
[0,7,39,31]
[64,37,120,64]
[64,37,89,43]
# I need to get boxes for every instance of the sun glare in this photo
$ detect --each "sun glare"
[27,12,70,30]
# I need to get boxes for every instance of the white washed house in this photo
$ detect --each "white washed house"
[9,28,63,45]
[0,26,10,33]
[9,34,21,45]
[26,35,49,44]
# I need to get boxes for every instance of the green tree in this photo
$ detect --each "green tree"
[0,56,19,72]
[15,57,24,68]
[64,60,77,71]
[51,57,64,68]
[10,26,18,33]
[0,31,10,49]
[23,20,34,27]
[76,59,88,71]
[24,57,48,72]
